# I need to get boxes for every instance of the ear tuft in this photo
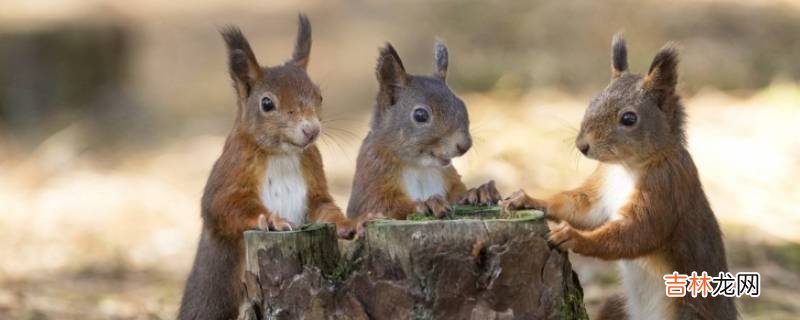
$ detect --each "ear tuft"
[644,43,685,139]
[291,14,312,69]
[221,26,250,53]
[611,32,628,78]
[375,43,407,107]
[376,43,407,88]
[220,25,262,95]
[229,49,253,82]
[433,39,448,81]
[643,43,679,92]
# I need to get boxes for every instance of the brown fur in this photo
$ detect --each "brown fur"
[502,34,737,319]
[596,293,628,320]
[347,42,499,220]
[348,138,468,219]
[178,15,356,320]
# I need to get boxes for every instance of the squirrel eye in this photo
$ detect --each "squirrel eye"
[620,111,637,126]
[261,97,275,112]
[413,108,430,123]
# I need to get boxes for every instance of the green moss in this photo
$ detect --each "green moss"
[559,291,589,320]
[557,270,589,320]
[406,213,439,221]
[405,205,543,221]
[327,237,366,283]
[412,303,433,320]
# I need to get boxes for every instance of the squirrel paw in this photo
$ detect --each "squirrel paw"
[459,180,502,206]
[258,213,294,232]
[499,189,545,212]
[547,221,576,251]
[416,195,452,218]
[334,220,358,240]
[356,212,387,237]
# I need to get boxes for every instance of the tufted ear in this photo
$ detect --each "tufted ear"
[432,40,448,81]
[611,32,628,79]
[221,26,262,97]
[290,14,312,70]
[375,43,408,106]
[643,43,679,103]
[644,43,685,139]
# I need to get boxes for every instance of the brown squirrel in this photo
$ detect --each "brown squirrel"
[501,34,737,319]
[178,15,360,320]
[346,41,501,220]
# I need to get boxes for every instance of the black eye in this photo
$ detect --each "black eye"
[413,108,430,123]
[261,97,275,112]
[620,111,637,126]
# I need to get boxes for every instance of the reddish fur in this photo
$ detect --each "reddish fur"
[302,145,350,226]
[527,152,735,318]
[179,16,354,320]
[204,128,345,240]
[502,34,736,319]
[348,140,467,220]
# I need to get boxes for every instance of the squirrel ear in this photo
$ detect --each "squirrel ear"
[432,40,448,81]
[643,43,679,98]
[376,43,408,91]
[221,26,262,97]
[291,14,312,70]
[611,32,628,78]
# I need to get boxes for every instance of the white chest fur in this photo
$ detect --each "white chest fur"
[401,166,446,201]
[260,154,308,226]
[585,164,637,225]
[586,165,672,319]
[619,257,674,319]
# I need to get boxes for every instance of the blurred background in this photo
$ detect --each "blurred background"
[1,0,798,319]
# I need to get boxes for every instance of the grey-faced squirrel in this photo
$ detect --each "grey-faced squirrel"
[347,41,502,220]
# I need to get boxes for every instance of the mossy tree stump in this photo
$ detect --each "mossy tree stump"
[239,209,587,320]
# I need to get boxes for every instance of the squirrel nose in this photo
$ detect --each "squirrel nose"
[578,143,590,156]
[302,126,319,142]
[456,141,471,156]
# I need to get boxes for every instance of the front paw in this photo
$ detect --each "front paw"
[355,212,387,237]
[416,195,452,218]
[258,213,294,231]
[499,189,543,212]
[547,221,576,251]
[458,180,502,206]
[334,219,358,240]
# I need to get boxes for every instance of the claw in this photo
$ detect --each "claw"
[546,222,575,250]
[266,214,294,232]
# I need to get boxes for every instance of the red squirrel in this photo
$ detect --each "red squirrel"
[178,15,360,320]
[347,42,501,220]
[501,34,737,319]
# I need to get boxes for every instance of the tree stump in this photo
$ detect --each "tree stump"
[240,209,587,320]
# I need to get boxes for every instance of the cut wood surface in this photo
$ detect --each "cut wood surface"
[239,208,587,320]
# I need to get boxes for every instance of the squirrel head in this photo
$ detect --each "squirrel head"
[576,33,686,166]
[221,14,322,153]
[370,41,472,167]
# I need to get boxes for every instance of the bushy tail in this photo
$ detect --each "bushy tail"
[595,293,628,320]
[178,230,243,320]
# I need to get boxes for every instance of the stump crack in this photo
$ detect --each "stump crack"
[241,217,586,319]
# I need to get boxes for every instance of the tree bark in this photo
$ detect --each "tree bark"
[240,212,587,320]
